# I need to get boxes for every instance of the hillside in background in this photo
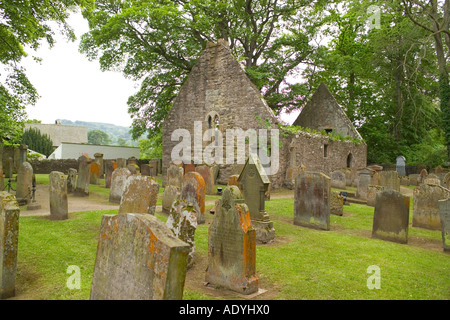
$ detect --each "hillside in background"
[57,119,139,146]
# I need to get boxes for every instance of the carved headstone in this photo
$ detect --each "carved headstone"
[162,185,180,214]
[372,190,410,244]
[195,164,215,195]
[66,168,77,193]
[331,170,346,190]
[438,198,450,252]
[180,172,205,224]
[205,186,258,295]
[89,162,101,185]
[413,184,450,230]
[116,158,126,169]
[0,192,20,299]
[408,174,419,186]
[108,167,132,204]
[94,153,104,178]
[90,213,190,300]
[330,191,344,216]
[118,176,159,215]
[49,171,68,220]
[238,153,275,243]
[356,168,372,200]
[15,161,33,206]
[104,160,116,188]
[167,164,184,188]
[294,171,331,230]
[379,171,400,192]
[396,155,406,176]
[74,155,91,197]
[418,168,428,184]
[367,185,385,207]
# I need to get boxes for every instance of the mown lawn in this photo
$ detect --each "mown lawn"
[12,176,450,300]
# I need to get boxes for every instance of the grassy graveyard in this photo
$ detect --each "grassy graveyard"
[12,174,450,300]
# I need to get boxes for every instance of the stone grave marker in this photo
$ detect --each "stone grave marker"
[418,168,428,184]
[444,172,450,189]
[356,168,372,200]
[15,161,33,206]
[438,198,450,252]
[74,155,91,197]
[118,175,160,215]
[90,213,190,300]
[294,171,331,230]
[167,163,184,188]
[205,186,258,295]
[0,192,20,299]
[109,167,132,204]
[396,155,406,176]
[89,162,101,185]
[66,168,77,193]
[379,171,400,192]
[49,171,68,220]
[166,199,197,267]
[330,191,344,216]
[372,190,410,244]
[162,185,180,214]
[94,153,104,178]
[238,153,275,243]
[195,164,215,195]
[104,160,116,188]
[116,158,126,168]
[367,185,385,207]
[227,174,240,189]
[331,170,346,189]
[413,184,450,230]
[183,163,196,174]
[180,172,205,224]
[408,174,419,186]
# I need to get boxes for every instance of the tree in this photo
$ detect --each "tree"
[21,128,53,157]
[79,0,330,140]
[88,129,111,145]
[0,0,94,142]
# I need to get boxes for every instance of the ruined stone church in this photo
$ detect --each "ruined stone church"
[162,39,367,189]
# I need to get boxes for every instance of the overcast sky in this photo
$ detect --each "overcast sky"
[22,12,297,128]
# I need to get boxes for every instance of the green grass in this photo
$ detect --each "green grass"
[13,177,450,300]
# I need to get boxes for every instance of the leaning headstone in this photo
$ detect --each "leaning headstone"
[330,191,344,216]
[166,199,197,267]
[356,168,372,201]
[74,155,91,197]
[15,161,33,206]
[438,198,450,252]
[109,167,132,204]
[162,185,180,214]
[195,164,215,195]
[238,153,275,243]
[90,162,101,185]
[0,192,20,299]
[396,156,406,176]
[205,186,258,295]
[167,164,184,188]
[294,171,331,230]
[180,172,205,224]
[90,213,190,300]
[413,184,450,230]
[379,171,400,192]
[49,171,68,220]
[66,168,77,193]
[372,190,410,244]
[331,170,346,190]
[118,176,159,215]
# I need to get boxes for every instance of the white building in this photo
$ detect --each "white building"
[24,123,88,148]
[49,142,140,160]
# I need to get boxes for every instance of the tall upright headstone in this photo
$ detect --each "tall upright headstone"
[116,158,126,169]
[205,186,258,295]
[331,170,346,189]
[89,162,101,185]
[413,184,450,230]
[444,172,450,189]
[162,185,180,214]
[49,171,68,220]
[66,168,77,194]
[438,198,450,252]
[396,155,406,176]
[74,155,91,197]
[294,171,331,230]
[238,153,275,243]
[379,171,400,192]
[195,164,215,195]
[94,153,104,178]
[15,161,33,206]
[109,167,132,204]
[356,168,372,200]
[167,163,184,189]
[418,168,428,184]
[104,160,116,188]
[90,213,190,300]
[0,192,20,299]
[180,172,205,224]
[118,175,160,215]
[372,190,410,244]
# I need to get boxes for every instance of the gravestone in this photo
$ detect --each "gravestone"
[205,186,258,295]
[140,164,154,177]
[331,170,346,190]
[90,213,190,300]
[396,155,406,176]
[74,155,91,197]
[423,176,440,186]
[435,165,443,174]
[49,171,68,220]
[195,164,215,195]
[162,185,180,214]
[94,153,104,178]
[89,162,101,185]
[367,185,385,207]
[118,176,160,215]
[285,141,301,190]
[371,171,380,186]
[116,158,126,168]
[15,161,33,206]
[294,171,331,230]
[356,168,372,201]
[444,172,450,189]
[167,164,184,188]
[227,174,240,189]
[408,174,419,186]
[183,163,196,174]
[109,167,132,204]
[330,191,344,216]
[400,176,410,186]
[379,171,400,192]
[0,192,20,299]
[66,168,77,193]
[166,199,197,267]
[18,144,27,165]
[238,153,275,243]
[418,168,428,184]
[413,184,450,230]
[438,198,450,252]
[127,164,139,175]
[4,157,12,179]
[104,160,116,188]
[180,172,205,224]
[372,190,410,244]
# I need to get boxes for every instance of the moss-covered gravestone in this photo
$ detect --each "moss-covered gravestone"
[49,171,68,220]
[118,175,160,215]
[372,190,410,244]
[0,192,20,299]
[162,185,180,214]
[180,172,205,224]
[109,167,132,204]
[205,186,258,295]
[294,171,331,230]
[356,168,372,201]
[439,198,450,252]
[167,163,184,189]
[238,153,275,243]
[90,213,190,300]
[74,155,91,197]
[413,184,450,230]
[15,161,33,206]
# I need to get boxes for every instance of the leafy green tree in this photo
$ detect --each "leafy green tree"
[21,128,53,157]
[0,0,94,142]
[88,129,111,145]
